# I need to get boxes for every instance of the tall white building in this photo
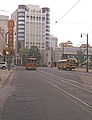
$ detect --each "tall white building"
[11,4,50,51]
[50,35,58,50]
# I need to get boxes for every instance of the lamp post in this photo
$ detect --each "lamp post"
[62,43,64,59]
[81,33,88,72]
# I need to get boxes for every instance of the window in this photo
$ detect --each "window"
[18,34,24,37]
[18,29,25,32]
[18,9,25,12]
[26,15,29,18]
[18,25,25,28]
[18,38,24,40]
[18,17,25,20]
[26,42,29,44]
[18,13,25,16]
[18,21,25,24]
[42,17,45,21]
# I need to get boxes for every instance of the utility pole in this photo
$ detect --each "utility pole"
[86,34,88,72]
[81,33,88,72]
[62,43,64,59]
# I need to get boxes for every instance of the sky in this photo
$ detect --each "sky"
[0,0,92,47]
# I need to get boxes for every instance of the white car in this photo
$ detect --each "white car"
[0,62,7,70]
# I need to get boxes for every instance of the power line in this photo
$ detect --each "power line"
[61,21,92,26]
[0,9,10,13]
[52,0,81,28]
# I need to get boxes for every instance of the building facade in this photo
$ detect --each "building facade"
[50,35,58,50]
[11,4,50,51]
[40,46,92,67]
[0,27,6,55]
[0,15,9,33]
[0,15,9,55]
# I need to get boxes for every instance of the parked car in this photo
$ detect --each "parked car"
[0,62,7,70]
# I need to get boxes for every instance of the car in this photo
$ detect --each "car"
[0,62,7,70]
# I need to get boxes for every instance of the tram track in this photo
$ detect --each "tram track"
[37,69,92,115]
[38,69,92,93]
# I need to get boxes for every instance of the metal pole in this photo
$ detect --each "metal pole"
[86,33,88,72]
[8,32,10,71]
[62,43,64,59]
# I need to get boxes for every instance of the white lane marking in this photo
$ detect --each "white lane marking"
[48,81,92,113]
[38,70,92,94]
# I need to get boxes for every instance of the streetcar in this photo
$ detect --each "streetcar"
[25,57,38,70]
[57,58,77,70]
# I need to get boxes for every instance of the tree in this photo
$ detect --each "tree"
[76,49,85,67]
[19,46,41,65]
[19,47,30,65]
[29,46,41,64]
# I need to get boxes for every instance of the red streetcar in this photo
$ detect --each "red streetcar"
[25,57,37,70]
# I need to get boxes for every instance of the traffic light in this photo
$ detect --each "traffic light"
[3,49,12,55]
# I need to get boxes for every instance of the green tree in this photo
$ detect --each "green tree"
[19,46,41,65]
[19,47,30,65]
[76,49,85,67]
[29,46,41,64]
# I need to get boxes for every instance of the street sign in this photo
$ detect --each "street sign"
[8,20,14,56]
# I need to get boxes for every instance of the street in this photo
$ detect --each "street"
[1,66,92,120]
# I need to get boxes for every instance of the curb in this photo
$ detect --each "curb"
[0,68,16,89]
[74,67,92,73]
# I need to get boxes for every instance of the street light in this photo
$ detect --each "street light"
[81,33,88,72]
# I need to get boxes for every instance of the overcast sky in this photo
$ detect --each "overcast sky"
[0,0,92,46]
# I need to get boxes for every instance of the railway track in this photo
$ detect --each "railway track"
[37,69,92,115]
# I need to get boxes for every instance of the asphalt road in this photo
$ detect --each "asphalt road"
[1,66,92,120]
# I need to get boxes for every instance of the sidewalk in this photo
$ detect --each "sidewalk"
[74,67,92,87]
[0,68,15,88]
[75,67,92,73]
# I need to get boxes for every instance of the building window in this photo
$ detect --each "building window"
[18,25,25,28]
[18,29,25,32]
[26,42,29,44]
[18,9,25,12]
[18,13,25,16]
[18,38,24,40]
[26,15,29,18]
[18,21,25,24]
[18,33,24,37]
[42,17,45,21]
[18,17,25,20]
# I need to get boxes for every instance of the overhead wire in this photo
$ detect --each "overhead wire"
[0,9,10,13]
[51,0,81,28]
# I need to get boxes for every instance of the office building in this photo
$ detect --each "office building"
[11,4,50,51]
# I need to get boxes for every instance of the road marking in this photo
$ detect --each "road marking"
[48,81,92,115]
[38,70,92,94]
